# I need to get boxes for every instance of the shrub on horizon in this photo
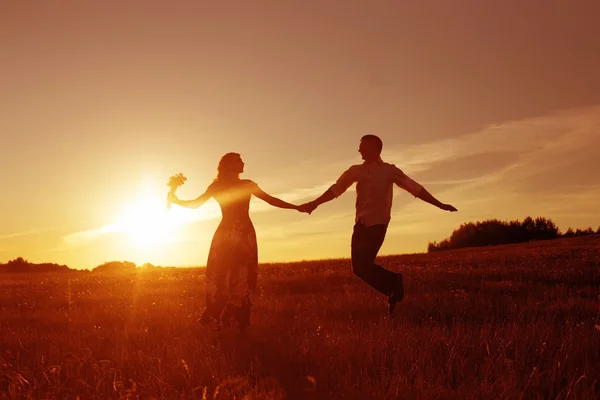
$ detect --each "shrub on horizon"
[428,216,563,252]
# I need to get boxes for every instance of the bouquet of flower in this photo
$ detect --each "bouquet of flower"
[167,173,187,209]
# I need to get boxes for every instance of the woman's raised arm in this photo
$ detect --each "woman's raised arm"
[169,185,214,209]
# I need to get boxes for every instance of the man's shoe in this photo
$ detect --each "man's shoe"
[387,273,404,315]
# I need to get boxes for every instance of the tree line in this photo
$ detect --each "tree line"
[0,257,71,273]
[428,217,600,252]
[2,218,598,271]
[0,258,165,274]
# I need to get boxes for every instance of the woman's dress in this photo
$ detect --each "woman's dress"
[199,179,258,330]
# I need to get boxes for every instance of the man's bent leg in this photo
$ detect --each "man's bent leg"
[351,222,397,296]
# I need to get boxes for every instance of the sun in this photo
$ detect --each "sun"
[114,178,186,248]
[112,177,218,251]
[116,196,174,247]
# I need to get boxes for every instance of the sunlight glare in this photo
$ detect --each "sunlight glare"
[114,178,194,248]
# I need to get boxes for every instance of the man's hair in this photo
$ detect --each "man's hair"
[361,134,383,153]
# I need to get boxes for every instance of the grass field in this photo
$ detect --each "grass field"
[1,236,599,399]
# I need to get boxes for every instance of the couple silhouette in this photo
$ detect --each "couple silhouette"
[167,135,457,331]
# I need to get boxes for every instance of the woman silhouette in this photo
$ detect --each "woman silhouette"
[168,153,304,331]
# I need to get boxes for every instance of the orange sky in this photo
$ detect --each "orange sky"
[2,1,600,269]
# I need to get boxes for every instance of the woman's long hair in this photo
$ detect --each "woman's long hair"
[215,152,242,183]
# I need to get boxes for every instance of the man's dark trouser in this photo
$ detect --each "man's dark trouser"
[351,221,397,296]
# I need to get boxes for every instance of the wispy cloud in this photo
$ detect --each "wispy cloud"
[259,106,600,205]
[0,229,45,240]
[383,105,600,241]
[62,224,120,247]
[59,105,600,255]
[256,211,353,240]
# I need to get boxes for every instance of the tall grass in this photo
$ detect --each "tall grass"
[0,236,598,399]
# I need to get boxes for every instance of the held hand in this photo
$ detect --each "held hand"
[298,201,318,215]
[440,203,458,212]
[293,204,308,214]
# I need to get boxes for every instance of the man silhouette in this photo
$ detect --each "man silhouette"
[300,135,457,314]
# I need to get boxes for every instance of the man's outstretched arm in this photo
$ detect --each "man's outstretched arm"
[393,166,457,212]
[300,166,358,214]
[417,188,457,211]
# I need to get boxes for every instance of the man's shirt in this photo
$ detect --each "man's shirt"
[329,158,423,226]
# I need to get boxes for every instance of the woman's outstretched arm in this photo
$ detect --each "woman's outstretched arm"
[252,183,301,211]
[169,186,213,209]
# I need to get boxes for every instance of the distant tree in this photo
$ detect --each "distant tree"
[563,228,575,238]
[428,239,451,252]
[596,226,600,235]
[2,257,71,273]
[572,228,594,237]
[522,217,536,238]
[581,227,595,236]
[93,261,137,274]
[428,216,565,252]
[507,219,526,243]
[533,217,560,240]
[6,257,29,272]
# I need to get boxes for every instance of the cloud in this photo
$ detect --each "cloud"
[260,105,600,217]
[268,183,333,203]
[255,104,600,246]
[62,224,120,247]
[382,105,600,177]
[256,210,353,240]
[381,104,600,243]
[59,104,600,256]
[412,151,523,181]
[0,229,45,240]
[261,105,600,206]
